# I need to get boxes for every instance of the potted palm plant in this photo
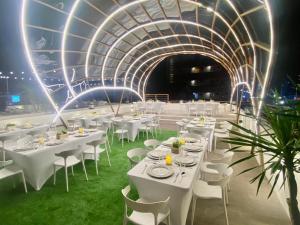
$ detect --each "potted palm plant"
[223,96,300,225]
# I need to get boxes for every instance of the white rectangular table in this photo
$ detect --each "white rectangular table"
[128,145,205,225]
[6,130,104,190]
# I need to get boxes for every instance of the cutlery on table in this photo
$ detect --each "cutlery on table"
[142,164,148,174]
[173,172,179,183]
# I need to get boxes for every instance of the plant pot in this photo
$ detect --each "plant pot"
[171,147,179,154]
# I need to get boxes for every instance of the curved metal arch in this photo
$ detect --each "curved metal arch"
[21,0,59,113]
[125,44,236,89]
[113,34,241,87]
[136,51,236,95]
[135,49,237,93]
[53,86,143,122]
[83,0,255,84]
[139,51,236,98]
[97,19,248,87]
[230,81,256,115]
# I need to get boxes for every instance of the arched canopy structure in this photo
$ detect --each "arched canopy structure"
[21,0,274,117]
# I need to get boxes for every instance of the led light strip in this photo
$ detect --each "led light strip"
[125,44,235,89]
[137,51,236,94]
[140,51,234,97]
[61,0,80,97]
[21,0,59,113]
[22,0,273,121]
[257,0,274,117]
[223,0,257,96]
[84,0,148,81]
[85,0,250,86]
[229,82,256,114]
[138,59,166,99]
[53,86,143,122]
[98,19,244,87]
[113,34,240,87]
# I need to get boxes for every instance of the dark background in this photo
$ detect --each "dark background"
[0,0,299,103]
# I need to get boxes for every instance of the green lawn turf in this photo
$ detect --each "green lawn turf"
[0,130,177,225]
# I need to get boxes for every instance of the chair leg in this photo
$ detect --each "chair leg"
[225,186,229,205]
[167,214,171,225]
[64,164,69,192]
[53,165,56,185]
[191,196,197,225]
[81,155,88,181]
[94,146,99,175]
[223,194,229,225]
[106,137,111,152]
[105,145,111,167]
[71,166,74,176]
[127,133,129,143]
[21,172,28,193]
[123,217,127,225]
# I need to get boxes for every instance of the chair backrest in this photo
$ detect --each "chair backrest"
[200,162,233,187]
[127,148,147,167]
[122,186,170,225]
[87,137,105,147]
[144,139,160,150]
[55,146,83,159]
[212,151,234,164]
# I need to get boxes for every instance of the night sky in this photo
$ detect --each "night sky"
[0,0,299,96]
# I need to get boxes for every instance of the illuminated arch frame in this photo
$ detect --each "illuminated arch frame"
[21,0,274,119]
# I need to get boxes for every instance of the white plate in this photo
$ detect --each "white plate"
[87,129,97,133]
[46,141,63,146]
[174,156,195,165]
[147,164,174,179]
[14,147,36,152]
[147,150,166,160]
[74,134,89,137]
[182,144,203,152]
[184,137,197,143]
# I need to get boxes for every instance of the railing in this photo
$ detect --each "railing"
[145,94,169,102]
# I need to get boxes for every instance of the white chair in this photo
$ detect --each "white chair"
[213,132,230,151]
[127,148,147,168]
[138,121,153,140]
[0,164,27,193]
[122,185,171,225]
[112,120,129,148]
[67,119,80,131]
[84,138,111,175]
[176,121,187,136]
[89,118,103,129]
[200,161,233,196]
[147,116,161,137]
[53,147,88,192]
[208,151,234,165]
[144,139,161,151]
[191,164,233,225]
[0,136,17,167]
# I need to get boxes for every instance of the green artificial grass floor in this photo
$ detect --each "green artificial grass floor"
[0,130,177,225]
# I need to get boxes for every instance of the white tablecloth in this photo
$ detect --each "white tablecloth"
[78,113,114,128]
[186,102,220,116]
[125,115,155,141]
[0,124,49,143]
[6,130,104,190]
[128,144,205,225]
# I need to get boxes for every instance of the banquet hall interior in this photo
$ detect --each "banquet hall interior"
[0,1,299,225]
